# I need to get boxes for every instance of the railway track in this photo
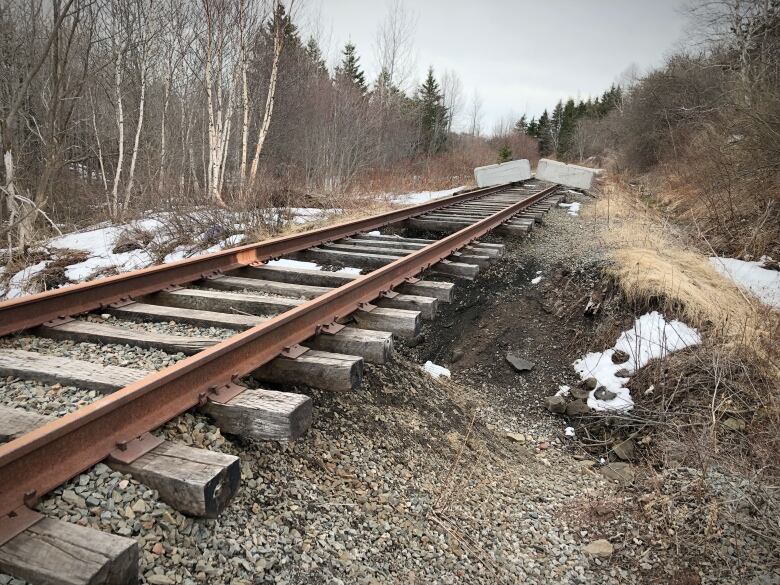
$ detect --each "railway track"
[0,179,563,584]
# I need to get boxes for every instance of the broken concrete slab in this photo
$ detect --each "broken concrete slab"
[474,159,531,187]
[536,159,598,190]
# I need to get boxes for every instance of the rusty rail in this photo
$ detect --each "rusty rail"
[0,183,557,528]
[0,183,510,337]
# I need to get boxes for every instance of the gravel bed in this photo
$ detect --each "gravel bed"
[0,336,187,371]
[0,378,98,416]
[82,314,235,340]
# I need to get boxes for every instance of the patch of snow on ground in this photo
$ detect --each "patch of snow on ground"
[709,257,780,309]
[555,385,571,397]
[531,276,543,284]
[394,186,465,205]
[573,311,701,411]
[558,202,582,216]
[564,427,576,438]
[367,231,382,236]
[266,258,362,275]
[423,361,451,379]
[4,260,49,298]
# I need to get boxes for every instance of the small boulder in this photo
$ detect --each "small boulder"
[545,395,567,414]
[584,539,614,558]
[615,368,631,378]
[611,350,630,364]
[570,386,590,400]
[506,353,535,372]
[506,432,525,443]
[582,377,598,390]
[566,399,590,416]
[594,386,617,401]
[599,462,634,482]
[450,349,464,363]
[612,438,635,461]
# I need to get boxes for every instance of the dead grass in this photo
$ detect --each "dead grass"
[581,173,779,477]
[584,177,778,353]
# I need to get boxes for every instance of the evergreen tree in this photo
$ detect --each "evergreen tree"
[305,36,327,75]
[536,110,551,154]
[417,67,449,154]
[498,145,512,163]
[526,116,538,138]
[514,114,528,134]
[336,42,367,94]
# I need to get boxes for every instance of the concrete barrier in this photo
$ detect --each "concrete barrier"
[536,159,597,190]
[474,159,531,187]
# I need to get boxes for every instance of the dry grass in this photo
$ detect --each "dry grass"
[582,174,779,476]
[584,177,778,352]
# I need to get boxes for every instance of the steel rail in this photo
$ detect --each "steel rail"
[0,184,557,523]
[0,183,512,337]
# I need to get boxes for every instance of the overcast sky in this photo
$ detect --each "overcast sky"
[300,0,690,133]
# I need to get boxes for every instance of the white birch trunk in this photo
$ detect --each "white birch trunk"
[123,61,146,212]
[248,11,285,188]
[110,44,125,218]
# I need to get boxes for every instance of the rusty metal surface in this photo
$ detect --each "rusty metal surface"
[0,184,557,522]
[0,184,510,337]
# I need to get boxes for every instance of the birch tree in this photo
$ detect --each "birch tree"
[247,1,291,191]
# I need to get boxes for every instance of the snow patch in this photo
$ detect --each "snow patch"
[423,361,451,379]
[558,202,582,216]
[531,276,543,284]
[709,257,780,309]
[4,260,50,298]
[555,385,571,397]
[564,427,576,438]
[394,186,464,205]
[266,258,362,275]
[573,311,701,411]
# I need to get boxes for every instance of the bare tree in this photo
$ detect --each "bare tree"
[375,0,416,92]
[441,69,463,133]
[1,0,77,254]
[247,0,292,191]
[468,89,483,137]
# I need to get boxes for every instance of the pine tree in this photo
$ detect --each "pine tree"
[514,114,528,134]
[336,42,367,94]
[305,36,327,75]
[417,67,449,154]
[526,116,538,138]
[537,109,551,155]
[498,145,512,163]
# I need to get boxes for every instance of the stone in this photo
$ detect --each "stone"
[582,377,598,390]
[61,489,86,508]
[594,386,617,401]
[450,349,464,363]
[570,386,590,400]
[505,432,525,443]
[544,396,567,414]
[599,462,634,482]
[611,350,630,364]
[615,368,631,378]
[505,353,535,373]
[612,439,636,461]
[722,417,746,431]
[565,400,590,416]
[583,539,614,558]
[474,159,531,187]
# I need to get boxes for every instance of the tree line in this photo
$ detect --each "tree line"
[0,0,464,258]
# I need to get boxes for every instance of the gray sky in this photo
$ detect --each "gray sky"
[300,0,689,133]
